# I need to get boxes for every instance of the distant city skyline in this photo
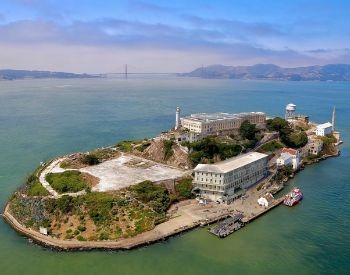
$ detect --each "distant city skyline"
[0,0,349,73]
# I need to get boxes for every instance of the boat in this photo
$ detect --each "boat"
[283,188,303,206]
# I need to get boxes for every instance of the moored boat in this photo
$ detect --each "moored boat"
[284,188,303,206]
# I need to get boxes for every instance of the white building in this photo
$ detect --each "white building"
[179,112,266,142]
[193,152,268,203]
[276,148,301,170]
[316,122,333,136]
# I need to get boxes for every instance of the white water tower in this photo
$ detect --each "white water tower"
[285,103,296,120]
[175,107,181,130]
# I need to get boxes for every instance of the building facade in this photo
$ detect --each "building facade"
[276,148,301,170]
[193,152,268,203]
[316,122,333,136]
[179,112,266,142]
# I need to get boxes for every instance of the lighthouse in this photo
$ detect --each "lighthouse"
[175,107,181,130]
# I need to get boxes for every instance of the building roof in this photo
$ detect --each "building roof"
[182,112,265,123]
[281,148,299,155]
[316,122,333,129]
[193,152,268,174]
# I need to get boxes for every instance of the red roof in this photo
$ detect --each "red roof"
[282,148,299,155]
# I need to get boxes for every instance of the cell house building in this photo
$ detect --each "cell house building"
[179,111,266,142]
[193,152,268,203]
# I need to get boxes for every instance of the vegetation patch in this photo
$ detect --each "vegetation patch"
[136,141,151,152]
[27,182,50,196]
[183,137,242,166]
[82,154,100,165]
[116,140,142,152]
[130,180,170,214]
[46,171,88,193]
[163,140,175,161]
[175,178,194,199]
[259,140,283,152]
[267,117,308,149]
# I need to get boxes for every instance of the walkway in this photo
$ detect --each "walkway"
[39,158,86,199]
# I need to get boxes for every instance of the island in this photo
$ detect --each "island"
[2,104,342,250]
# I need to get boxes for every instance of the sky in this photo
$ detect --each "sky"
[0,0,349,73]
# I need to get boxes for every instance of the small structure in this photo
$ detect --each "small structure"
[39,227,48,236]
[307,139,323,155]
[276,148,301,170]
[175,107,181,130]
[285,103,296,121]
[258,193,274,207]
[193,152,268,203]
[316,122,333,136]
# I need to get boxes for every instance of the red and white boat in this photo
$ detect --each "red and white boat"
[284,188,303,206]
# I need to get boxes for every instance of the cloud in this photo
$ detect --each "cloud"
[127,1,176,14]
[0,16,346,72]
[9,0,66,19]
[183,15,286,37]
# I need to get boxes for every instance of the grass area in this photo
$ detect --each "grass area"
[46,171,88,193]
[259,140,283,152]
[27,182,49,196]
[116,140,143,152]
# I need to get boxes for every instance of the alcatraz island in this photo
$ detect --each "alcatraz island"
[2,104,342,250]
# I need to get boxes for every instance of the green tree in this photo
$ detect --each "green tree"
[239,120,258,140]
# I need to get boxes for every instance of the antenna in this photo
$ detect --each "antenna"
[332,106,336,131]
[125,64,128,79]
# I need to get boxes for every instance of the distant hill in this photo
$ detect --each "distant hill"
[180,64,350,81]
[0,69,101,80]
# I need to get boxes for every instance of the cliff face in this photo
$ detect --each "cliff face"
[142,139,191,170]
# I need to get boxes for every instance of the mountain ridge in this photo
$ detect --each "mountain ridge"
[180,64,350,81]
[0,69,101,80]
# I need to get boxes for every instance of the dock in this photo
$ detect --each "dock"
[208,197,285,238]
[209,214,244,238]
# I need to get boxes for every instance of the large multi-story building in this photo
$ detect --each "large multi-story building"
[178,111,266,142]
[193,152,268,203]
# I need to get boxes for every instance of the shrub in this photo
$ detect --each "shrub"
[131,181,170,214]
[136,142,151,152]
[77,235,86,241]
[99,231,109,240]
[78,225,86,232]
[56,195,74,214]
[175,178,194,199]
[82,154,100,165]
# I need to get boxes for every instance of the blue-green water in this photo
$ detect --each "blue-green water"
[0,76,349,274]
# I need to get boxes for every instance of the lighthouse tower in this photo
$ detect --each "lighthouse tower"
[175,107,181,130]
